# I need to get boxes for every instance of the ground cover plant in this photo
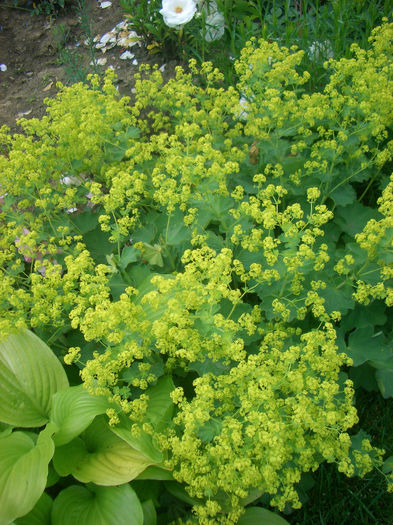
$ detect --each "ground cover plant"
[0,6,393,525]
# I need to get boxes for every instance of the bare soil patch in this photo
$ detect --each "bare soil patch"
[0,0,177,131]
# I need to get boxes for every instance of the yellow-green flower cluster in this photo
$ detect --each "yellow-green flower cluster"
[352,173,393,306]
[159,323,383,524]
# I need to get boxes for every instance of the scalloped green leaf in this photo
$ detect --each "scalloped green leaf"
[50,385,110,446]
[51,484,143,525]
[375,368,393,399]
[53,416,153,485]
[0,424,55,524]
[346,327,389,366]
[0,329,69,427]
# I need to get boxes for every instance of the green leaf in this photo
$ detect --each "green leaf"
[165,482,200,506]
[135,465,173,480]
[0,329,69,427]
[46,462,60,487]
[53,416,153,485]
[382,456,393,474]
[110,376,174,462]
[50,385,110,446]
[15,492,52,525]
[236,506,290,525]
[0,425,55,524]
[119,245,139,269]
[329,184,357,206]
[166,209,191,246]
[141,500,157,525]
[319,284,354,315]
[141,243,164,267]
[346,327,389,366]
[335,202,381,237]
[70,211,99,234]
[51,484,143,525]
[341,302,387,332]
[375,368,393,399]
[0,422,13,438]
[349,363,378,392]
[83,226,114,264]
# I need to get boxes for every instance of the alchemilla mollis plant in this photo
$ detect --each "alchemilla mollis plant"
[0,20,393,524]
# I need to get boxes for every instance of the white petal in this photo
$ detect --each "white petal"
[99,1,112,8]
[0,64,7,72]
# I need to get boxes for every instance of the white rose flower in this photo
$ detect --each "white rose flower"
[160,0,197,28]
[203,2,225,42]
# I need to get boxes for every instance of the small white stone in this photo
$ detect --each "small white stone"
[120,50,135,60]
[95,57,107,66]
[100,32,111,45]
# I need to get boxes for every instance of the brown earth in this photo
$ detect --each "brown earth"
[0,0,177,132]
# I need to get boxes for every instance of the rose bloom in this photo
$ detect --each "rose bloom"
[160,0,197,28]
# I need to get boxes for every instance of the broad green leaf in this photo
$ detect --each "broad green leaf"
[329,184,357,206]
[341,302,387,332]
[346,327,389,366]
[141,243,164,267]
[166,209,191,246]
[143,376,174,430]
[335,203,381,237]
[15,492,52,525]
[319,284,354,315]
[0,422,13,438]
[383,456,393,474]
[50,385,110,446]
[52,436,87,477]
[53,416,153,485]
[237,507,290,525]
[83,226,114,264]
[135,465,173,480]
[51,484,143,525]
[165,482,200,506]
[0,329,69,427]
[142,500,157,525]
[46,462,60,487]
[375,369,393,399]
[0,424,55,524]
[110,376,174,462]
[349,363,378,392]
[110,412,163,464]
[119,245,139,269]
[70,211,99,234]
